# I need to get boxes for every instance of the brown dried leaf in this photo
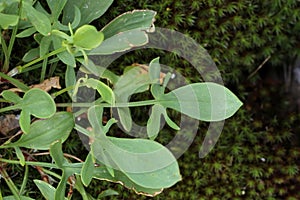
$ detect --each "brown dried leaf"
[8,76,61,93]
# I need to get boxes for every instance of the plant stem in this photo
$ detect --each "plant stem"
[0,158,59,169]
[40,57,48,82]
[0,72,30,91]
[0,33,9,72]
[56,99,158,108]
[0,104,21,114]
[52,85,74,98]
[2,0,23,73]
[42,168,62,180]
[15,57,60,74]
[74,175,90,200]
[0,167,21,200]
[19,165,29,195]
[18,47,66,72]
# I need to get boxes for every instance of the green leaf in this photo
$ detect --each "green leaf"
[34,180,60,200]
[82,77,115,105]
[89,30,149,55]
[49,141,69,200]
[87,106,116,136]
[97,189,118,198]
[62,0,113,27]
[65,65,76,98]
[92,137,181,189]
[93,166,161,197]
[113,67,153,98]
[52,36,76,67]
[73,25,104,50]
[14,147,25,166]
[157,82,243,121]
[49,141,83,200]
[19,109,31,134]
[114,106,132,132]
[148,57,161,83]
[23,2,51,36]
[50,140,66,168]
[101,10,156,39]
[16,27,36,38]
[0,13,19,29]
[22,48,39,62]
[55,171,68,200]
[1,90,22,103]
[0,72,30,92]
[113,67,154,132]
[147,104,179,140]
[55,5,81,31]
[147,104,163,139]
[18,88,56,133]
[81,153,94,186]
[3,196,34,200]
[78,58,119,84]
[9,112,74,150]
[46,0,67,21]
[40,36,52,56]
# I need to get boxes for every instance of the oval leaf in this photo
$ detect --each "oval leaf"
[81,153,94,186]
[22,88,56,118]
[23,2,51,36]
[62,0,113,27]
[0,13,19,29]
[1,90,22,103]
[89,30,149,55]
[34,180,56,200]
[73,25,104,50]
[101,10,156,39]
[92,137,181,189]
[10,112,74,150]
[157,82,243,121]
[93,166,163,197]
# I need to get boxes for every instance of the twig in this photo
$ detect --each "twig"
[31,152,84,163]
[248,56,271,79]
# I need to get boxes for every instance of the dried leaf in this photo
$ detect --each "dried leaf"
[8,77,61,93]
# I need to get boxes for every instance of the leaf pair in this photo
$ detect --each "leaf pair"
[78,106,182,196]
[1,88,56,133]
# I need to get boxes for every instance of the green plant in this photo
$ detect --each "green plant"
[0,0,242,199]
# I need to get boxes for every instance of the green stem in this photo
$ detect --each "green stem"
[17,57,60,74]
[19,47,66,72]
[0,187,3,200]
[52,85,75,98]
[74,175,90,200]
[0,158,59,169]
[56,99,158,108]
[0,167,21,200]
[0,33,9,72]
[19,164,29,195]
[0,104,21,114]
[42,168,62,180]
[2,0,23,73]
[40,57,48,82]
[0,72,30,91]
[0,98,10,103]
